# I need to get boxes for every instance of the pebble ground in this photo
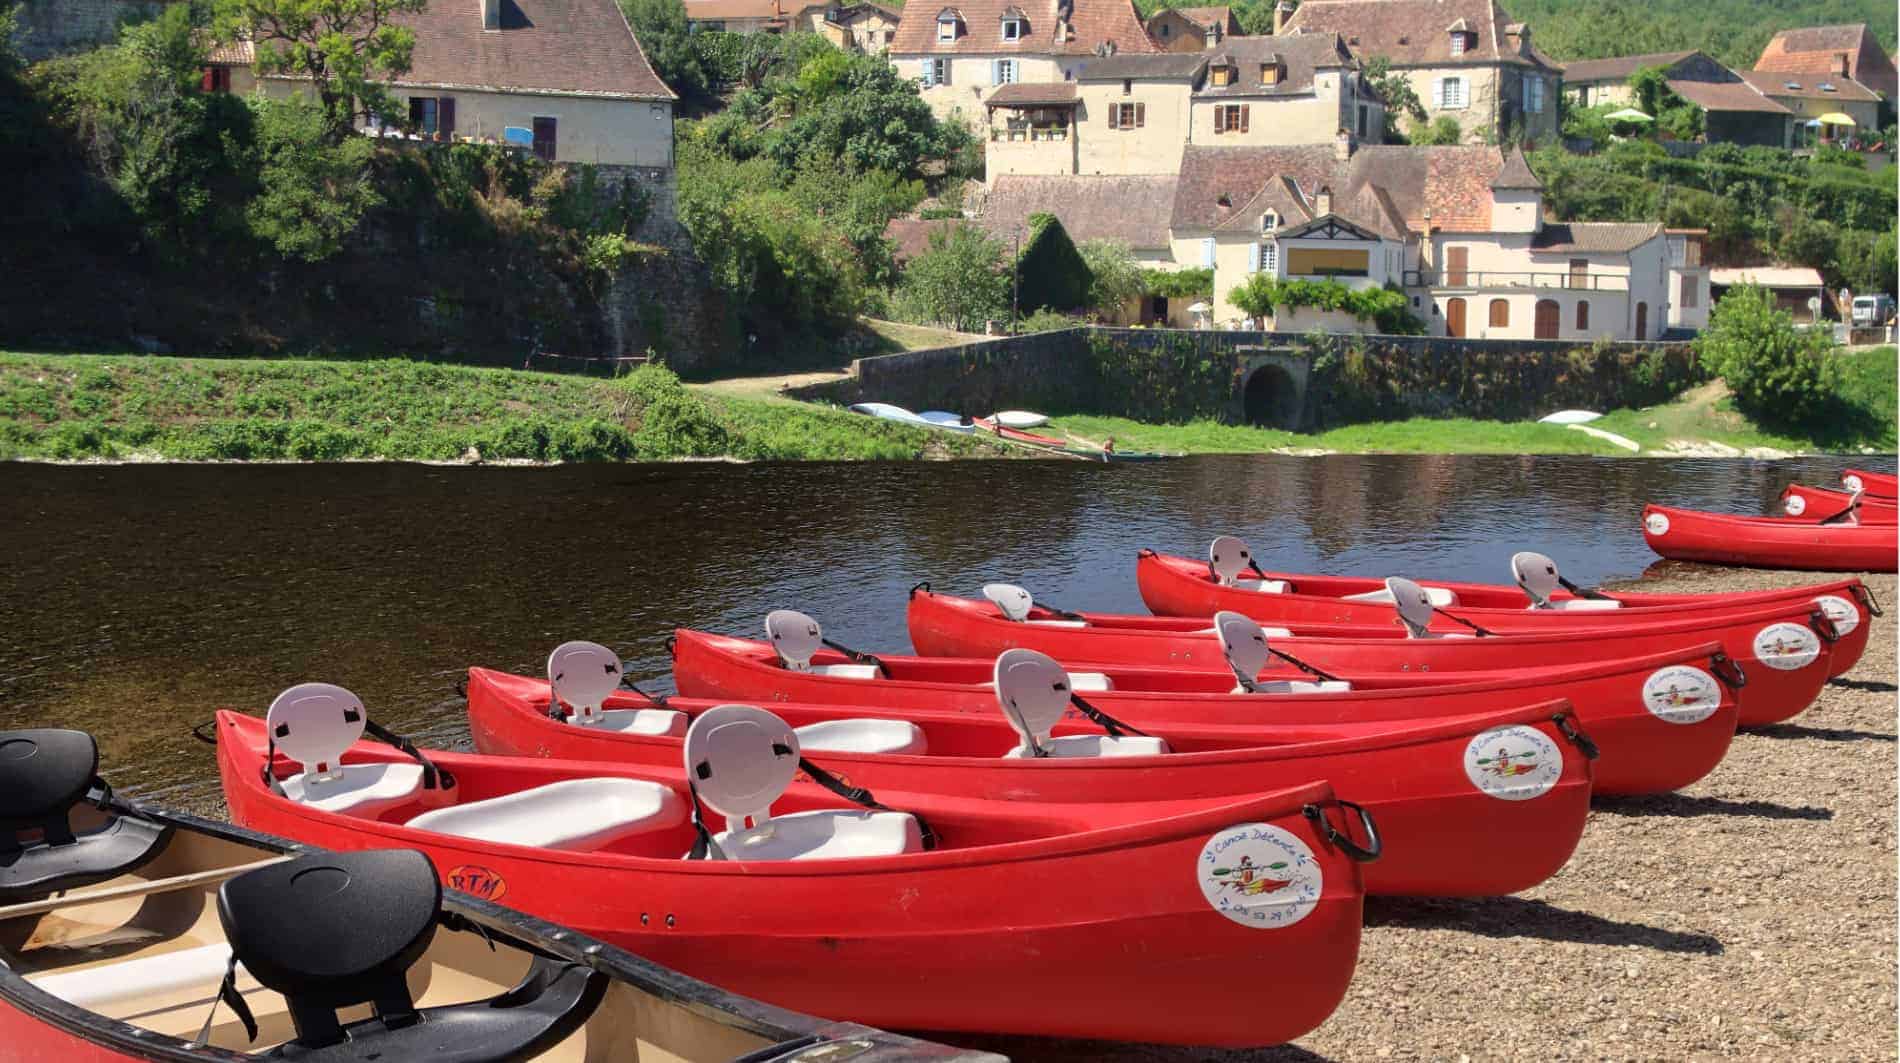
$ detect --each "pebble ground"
[958,568,1897,1062]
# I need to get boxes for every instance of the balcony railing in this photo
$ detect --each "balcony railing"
[991,127,1070,143]
[1404,270,1629,292]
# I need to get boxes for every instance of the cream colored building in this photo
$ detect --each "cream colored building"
[1145,5,1241,53]
[807,2,902,52]
[1188,34,1384,146]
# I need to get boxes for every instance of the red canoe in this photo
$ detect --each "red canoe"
[670,626,1735,790]
[1133,546,1874,678]
[1780,483,1897,522]
[1643,504,1898,573]
[1842,469,1898,498]
[907,586,1832,727]
[215,707,1368,1047]
[466,664,1594,897]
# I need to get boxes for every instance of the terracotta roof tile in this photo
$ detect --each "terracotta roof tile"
[1175,144,1532,236]
[1172,6,1240,32]
[1195,33,1353,97]
[1665,78,1790,114]
[884,217,969,262]
[1530,222,1663,253]
[1076,52,1210,78]
[1755,23,1896,99]
[1559,50,1699,84]
[206,37,254,66]
[1739,69,1880,103]
[1488,147,1541,190]
[375,0,673,100]
[890,0,1159,56]
[981,174,1179,248]
[1281,0,1556,70]
[985,82,1081,105]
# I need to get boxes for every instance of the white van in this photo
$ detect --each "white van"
[1852,294,1894,325]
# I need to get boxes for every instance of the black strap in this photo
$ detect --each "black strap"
[820,638,891,678]
[1818,501,1861,525]
[1852,582,1884,617]
[1552,710,1600,761]
[1434,607,1493,636]
[908,581,931,597]
[1808,607,1841,643]
[1269,648,1343,684]
[190,719,219,745]
[1302,800,1381,862]
[1556,575,1616,602]
[1035,601,1087,621]
[683,776,724,861]
[1068,693,1150,738]
[363,719,454,790]
[1709,651,1748,690]
[261,731,286,797]
[205,954,258,1044]
[1248,559,1271,580]
[790,753,939,850]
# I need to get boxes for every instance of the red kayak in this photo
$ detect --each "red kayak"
[465,656,1594,897]
[215,702,1368,1047]
[908,584,1833,727]
[1842,469,1897,498]
[1781,483,1897,522]
[670,622,1734,791]
[971,417,1069,449]
[1643,504,1898,573]
[1134,542,1874,678]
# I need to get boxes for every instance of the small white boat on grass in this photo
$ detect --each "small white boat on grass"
[990,410,1051,429]
[1537,409,1603,425]
[848,403,975,433]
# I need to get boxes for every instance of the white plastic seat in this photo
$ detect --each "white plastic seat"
[1343,585,1458,607]
[1248,679,1353,694]
[267,683,425,817]
[992,649,1171,759]
[1510,552,1623,611]
[586,709,690,736]
[1234,578,1291,594]
[30,943,247,1013]
[1069,672,1114,692]
[764,610,884,681]
[794,718,928,755]
[1027,619,1089,628]
[811,663,882,680]
[546,641,690,734]
[683,705,923,861]
[1386,577,1449,638]
[1194,625,1291,637]
[1209,535,1287,589]
[1539,599,1622,612]
[408,778,686,851]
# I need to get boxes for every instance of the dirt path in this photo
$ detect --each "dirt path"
[958,568,1897,1062]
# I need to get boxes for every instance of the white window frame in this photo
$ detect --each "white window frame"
[1523,76,1544,114]
[1449,31,1466,56]
[1438,76,1467,110]
[927,58,950,85]
[937,16,957,41]
[1261,210,1278,233]
[1201,237,1216,268]
[1259,241,1277,275]
[994,58,1017,84]
[1001,16,1023,40]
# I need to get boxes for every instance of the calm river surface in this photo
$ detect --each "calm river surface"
[1,453,1891,810]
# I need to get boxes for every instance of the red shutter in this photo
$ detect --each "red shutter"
[439,97,456,137]
[1214,107,1224,133]
[201,67,214,92]
[1240,105,1249,132]
[1108,104,1119,129]
[1135,102,1145,127]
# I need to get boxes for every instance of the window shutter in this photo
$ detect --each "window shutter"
[1213,107,1224,133]
[1109,104,1119,129]
[1135,102,1145,127]
[1240,105,1249,132]
[1202,237,1216,267]
[1431,78,1443,108]
[991,59,1000,85]
[1264,242,1277,275]
[1249,242,1261,273]
[201,67,215,93]
[920,60,932,85]
[439,97,456,137]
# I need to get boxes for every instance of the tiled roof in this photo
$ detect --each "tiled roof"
[981,174,1179,249]
[1530,222,1663,253]
[884,217,969,262]
[1172,5,1240,32]
[370,0,674,100]
[1558,50,1699,84]
[1709,266,1825,288]
[889,0,1159,56]
[1488,147,1541,190]
[1755,23,1896,99]
[206,38,254,65]
[1174,144,1509,234]
[1666,79,1790,114]
[683,0,801,20]
[1281,0,1557,70]
[1739,70,1880,103]
[1076,52,1211,78]
[985,82,1081,105]
[1195,33,1353,97]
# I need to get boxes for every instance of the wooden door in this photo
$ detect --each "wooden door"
[1534,299,1559,339]
[1445,247,1468,287]
[1635,302,1648,339]
[532,117,558,162]
[1568,258,1588,289]
[1445,297,1467,338]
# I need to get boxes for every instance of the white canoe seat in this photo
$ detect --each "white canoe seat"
[1195,625,1291,637]
[1069,672,1114,692]
[811,663,882,680]
[1000,734,1170,759]
[1026,619,1090,628]
[794,718,928,755]
[267,683,424,817]
[683,705,923,862]
[1510,551,1624,610]
[1344,585,1458,607]
[408,778,686,852]
[579,708,690,736]
[30,942,247,1013]
[765,610,883,680]
[1538,599,1622,612]
[1240,680,1354,695]
[1234,578,1291,594]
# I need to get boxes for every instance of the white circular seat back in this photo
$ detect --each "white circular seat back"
[1386,577,1436,637]
[547,641,623,724]
[683,705,801,832]
[1214,611,1271,692]
[1510,551,1562,608]
[1208,536,1256,587]
[265,683,367,781]
[764,610,824,671]
[993,649,1073,755]
[982,583,1036,622]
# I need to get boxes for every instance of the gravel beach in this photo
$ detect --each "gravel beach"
[958,567,1897,1063]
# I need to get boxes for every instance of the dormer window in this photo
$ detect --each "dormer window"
[1259,57,1283,85]
[1262,210,1279,233]
[937,8,961,41]
[1447,20,1474,56]
[1000,8,1026,40]
[1211,65,1234,87]
[1449,32,1466,56]
[1784,80,1801,90]
[1819,81,1836,92]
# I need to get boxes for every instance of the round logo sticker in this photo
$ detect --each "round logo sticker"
[1197,823,1323,929]
[446,864,508,902]
[1844,474,1864,492]
[1644,512,1670,536]
[1815,595,1860,639]
[1784,494,1806,516]
[1641,666,1721,725]
[1753,623,1821,671]
[1464,725,1563,801]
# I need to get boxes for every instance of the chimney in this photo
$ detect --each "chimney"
[1315,184,1333,215]
[482,0,499,29]
[1272,1,1292,35]
[1837,52,1851,77]
[1334,127,1353,161]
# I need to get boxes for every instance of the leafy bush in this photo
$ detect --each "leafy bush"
[894,223,1008,332]
[243,96,380,262]
[1078,240,1146,321]
[1142,268,1213,300]
[1227,277,1425,334]
[1014,213,1092,314]
[1016,308,1086,334]
[1695,284,1838,427]
[615,364,730,457]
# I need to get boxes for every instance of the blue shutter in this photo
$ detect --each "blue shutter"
[1202,238,1216,267]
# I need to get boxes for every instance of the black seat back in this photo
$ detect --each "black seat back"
[218,849,440,1048]
[0,728,172,901]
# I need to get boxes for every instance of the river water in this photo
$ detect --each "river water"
[1,453,1890,810]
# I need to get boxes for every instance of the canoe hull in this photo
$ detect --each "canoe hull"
[1642,504,1898,573]
[1781,484,1897,523]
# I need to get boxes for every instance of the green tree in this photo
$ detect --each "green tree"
[1362,57,1424,143]
[618,0,711,98]
[1628,66,1702,141]
[1078,239,1146,321]
[1412,115,1463,145]
[898,224,1008,332]
[242,95,380,260]
[1014,213,1092,314]
[1695,284,1837,427]
[214,0,424,139]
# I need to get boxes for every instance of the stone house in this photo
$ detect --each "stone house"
[1146,5,1242,53]
[1739,70,1883,147]
[1560,51,1792,148]
[1188,33,1385,148]
[1279,0,1562,142]
[1169,141,1697,340]
[683,0,796,33]
[1753,24,1895,103]
[808,2,903,52]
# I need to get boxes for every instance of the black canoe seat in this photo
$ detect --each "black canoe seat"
[218,849,605,1061]
[0,728,172,902]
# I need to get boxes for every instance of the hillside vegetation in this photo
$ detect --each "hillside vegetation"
[1502,0,1895,69]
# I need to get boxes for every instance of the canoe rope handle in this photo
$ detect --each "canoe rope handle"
[1556,576,1617,602]
[909,581,931,597]
[664,635,678,658]
[1433,608,1494,637]
[1068,693,1151,739]
[1551,711,1600,761]
[1303,800,1381,863]
[1807,608,1841,644]
[820,638,892,678]
[1852,583,1883,617]
[189,719,219,745]
[1269,649,1343,684]
[1708,652,1748,690]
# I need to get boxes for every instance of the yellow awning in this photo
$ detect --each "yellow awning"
[1817,112,1857,126]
